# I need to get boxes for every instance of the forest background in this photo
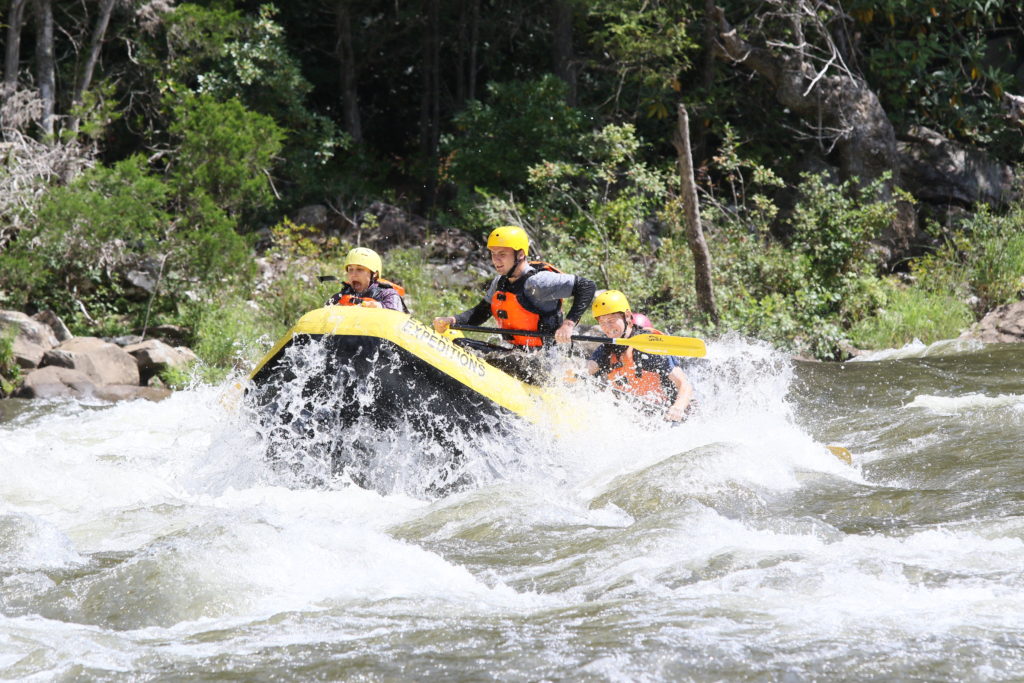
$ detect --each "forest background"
[1,0,1023,389]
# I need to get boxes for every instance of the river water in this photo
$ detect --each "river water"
[2,337,1023,681]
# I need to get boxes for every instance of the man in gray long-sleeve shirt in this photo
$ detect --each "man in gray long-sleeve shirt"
[433,225,595,349]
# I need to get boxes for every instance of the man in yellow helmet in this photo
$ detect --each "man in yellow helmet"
[327,247,407,312]
[433,225,595,347]
[586,289,694,421]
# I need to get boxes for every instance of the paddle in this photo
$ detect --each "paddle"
[450,324,706,357]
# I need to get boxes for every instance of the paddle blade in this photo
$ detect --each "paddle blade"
[826,445,853,464]
[615,333,707,357]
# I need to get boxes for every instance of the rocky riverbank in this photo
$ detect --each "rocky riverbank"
[0,310,197,401]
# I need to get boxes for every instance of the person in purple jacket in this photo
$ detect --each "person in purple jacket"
[327,247,407,312]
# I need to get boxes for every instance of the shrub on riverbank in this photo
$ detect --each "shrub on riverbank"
[0,328,20,397]
[847,282,975,349]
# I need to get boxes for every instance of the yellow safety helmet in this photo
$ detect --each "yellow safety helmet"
[344,247,382,277]
[592,289,631,318]
[486,225,530,253]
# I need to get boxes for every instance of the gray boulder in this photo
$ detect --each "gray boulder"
[93,385,172,402]
[898,126,1018,208]
[965,301,1024,343]
[31,310,73,343]
[15,366,170,402]
[0,310,59,369]
[124,339,198,384]
[47,337,140,386]
[16,366,95,399]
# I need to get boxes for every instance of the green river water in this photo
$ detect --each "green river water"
[1,338,1023,681]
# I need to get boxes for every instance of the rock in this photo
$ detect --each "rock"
[141,324,190,347]
[31,310,73,342]
[430,263,488,289]
[126,269,158,293]
[124,339,198,384]
[16,366,95,399]
[15,367,170,401]
[351,202,482,259]
[965,301,1024,343]
[290,204,330,230]
[51,337,140,386]
[40,349,76,369]
[0,310,59,369]
[107,334,145,347]
[898,126,1018,208]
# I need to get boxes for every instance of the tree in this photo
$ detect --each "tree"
[710,2,898,196]
[333,0,362,143]
[673,103,717,323]
[31,0,55,138]
[69,0,118,133]
[551,0,577,105]
[3,0,28,97]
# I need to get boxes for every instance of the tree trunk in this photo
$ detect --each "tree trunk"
[335,0,363,143]
[32,0,56,138]
[468,0,479,101]
[418,0,440,214]
[692,0,718,164]
[673,103,719,325]
[710,4,898,196]
[3,0,28,97]
[69,0,117,133]
[552,0,576,106]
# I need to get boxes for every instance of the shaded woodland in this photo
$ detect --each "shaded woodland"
[1,0,1023,369]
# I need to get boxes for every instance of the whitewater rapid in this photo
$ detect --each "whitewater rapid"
[3,338,1023,680]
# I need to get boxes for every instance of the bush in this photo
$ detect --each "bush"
[0,327,21,396]
[0,155,171,325]
[915,203,1024,311]
[168,92,284,220]
[699,172,901,357]
[444,75,585,195]
[847,281,974,349]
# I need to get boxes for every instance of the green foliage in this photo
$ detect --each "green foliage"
[187,295,276,372]
[0,326,21,396]
[849,0,1021,151]
[789,173,897,287]
[0,156,170,320]
[66,81,122,142]
[915,203,1024,310]
[526,122,670,243]
[153,3,347,204]
[584,0,697,118]
[702,171,902,357]
[0,108,262,333]
[848,280,974,349]
[168,92,284,218]
[444,75,585,194]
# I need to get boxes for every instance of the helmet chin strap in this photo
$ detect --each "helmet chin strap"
[505,251,525,279]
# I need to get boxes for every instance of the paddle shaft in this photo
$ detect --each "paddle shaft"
[449,324,706,357]
[452,324,624,345]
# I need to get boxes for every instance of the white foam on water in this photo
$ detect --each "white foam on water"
[551,334,863,501]
[4,334,1017,679]
[848,337,986,362]
[905,392,1024,414]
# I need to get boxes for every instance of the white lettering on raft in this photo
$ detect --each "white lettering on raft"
[400,319,487,378]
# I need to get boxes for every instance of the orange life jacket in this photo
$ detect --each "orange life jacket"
[490,262,564,347]
[605,327,670,404]
[334,294,382,308]
[378,278,406,297]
